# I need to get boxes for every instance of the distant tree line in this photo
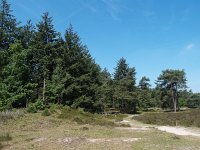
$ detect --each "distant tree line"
[0,0,199,113]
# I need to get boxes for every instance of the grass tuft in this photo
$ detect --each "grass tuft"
[0,110,24,123]
[0,133,12,150]
[41,108,51,116]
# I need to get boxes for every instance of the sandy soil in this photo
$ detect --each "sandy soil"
[122,115,200,138]
[156,126,200,137]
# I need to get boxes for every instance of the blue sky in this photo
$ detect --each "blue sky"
[10,0,200,92]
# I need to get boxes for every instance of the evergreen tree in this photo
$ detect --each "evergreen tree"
[113,58,137,113]
[114,57,129,80]
[100,68,114,109]
[32,12,58,103]
[0,42,36,109]
[156,69,187,112]
[0,0,18,49]
[138,76,152,110]
[19,20,35,48]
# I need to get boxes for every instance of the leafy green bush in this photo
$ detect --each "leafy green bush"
[34,100,45,110]
[41,108,51,116]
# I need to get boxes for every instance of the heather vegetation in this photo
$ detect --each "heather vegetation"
[133,109,200,127]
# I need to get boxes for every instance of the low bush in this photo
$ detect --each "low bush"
[41,108,51,116]
[133,109,200,127]
[49,104,62,114]
[27,104,37,113]
[34,100,45,110]
[58,107,115,127]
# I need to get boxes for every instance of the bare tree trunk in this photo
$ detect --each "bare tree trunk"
[112,98,115,109]
[171,85,176,112]
[43,78,46,103]
[174,94,177,112]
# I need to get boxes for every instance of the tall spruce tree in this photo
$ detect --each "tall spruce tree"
[19,20,35,48]
[138,76,152,110]
[32,12,58,103]
[0,0,18,49]
[0,0,18,85]
[0,42,36,109]
[100,68,114,108]
[113,58,137,113]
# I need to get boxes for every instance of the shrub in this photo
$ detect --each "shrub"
[133,109,200,127]
[58,108,116,127]
[34,100,45,110]
[27,104,37,113]
[41,108,51,116]
[49,104,63,114]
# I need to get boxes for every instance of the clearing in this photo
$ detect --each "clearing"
[1,112,200,150]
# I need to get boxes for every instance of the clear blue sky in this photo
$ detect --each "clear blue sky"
[10,0,200,92]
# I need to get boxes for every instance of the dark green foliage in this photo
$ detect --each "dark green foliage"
[137,76,152,110]
[133,109,200,127]
[27,103,37,113]
[156,69,187,112]
[113,58,137,113]
[99,68,114,108]
[186,93,200,108]
[0,0,18,49]
[0,0,198,114]
[0,0,103,113]
[0,42,36,109]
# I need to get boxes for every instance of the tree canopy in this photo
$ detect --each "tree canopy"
[0,0,198,113]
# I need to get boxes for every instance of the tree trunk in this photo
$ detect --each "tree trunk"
[171,85,176,112]
[43,78,46,103]
[174,94,177,112]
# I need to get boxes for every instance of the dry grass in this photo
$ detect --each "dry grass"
[0,110,200,150]
[0,110,24,123]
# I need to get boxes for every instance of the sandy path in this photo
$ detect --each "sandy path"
[121,115,200,137]
[156,126,200,137]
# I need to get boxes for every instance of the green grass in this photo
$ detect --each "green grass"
[133,109,200,127]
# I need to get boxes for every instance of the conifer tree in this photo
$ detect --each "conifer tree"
[138,76,152,110]
[32,12,58,103]
[113,58,137,113]
[0,0,18,49]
